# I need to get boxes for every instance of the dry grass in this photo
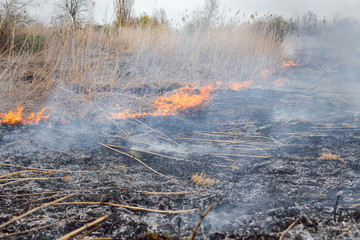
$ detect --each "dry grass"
[0,22,286,119]
[318,153,344,162]
[192,172,219,185]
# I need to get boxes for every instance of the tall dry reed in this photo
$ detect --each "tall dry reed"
[0,22,287,119]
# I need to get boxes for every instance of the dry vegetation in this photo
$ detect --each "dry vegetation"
[0,19,286,120]
[318,153,344,162]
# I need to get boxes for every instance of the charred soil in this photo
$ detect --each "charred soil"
[1,67,360,239]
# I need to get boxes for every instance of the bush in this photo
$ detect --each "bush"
[15,34,46,52]
[252,15,293,42]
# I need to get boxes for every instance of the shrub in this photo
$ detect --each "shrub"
[252,15,293,42]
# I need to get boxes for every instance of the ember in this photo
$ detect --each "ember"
[282,60,300,68]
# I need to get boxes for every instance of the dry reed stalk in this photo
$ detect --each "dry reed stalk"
[0,163,93,173]
[127,117,180,146]
[279,212,303,240]
[105,144,185,161]
[48,202,198,214]
[59,215,108,240]
[0,140,26,148]
[0,176,72,187]
[0,194,75,230]
[190,202,216,240]
[211,164,240,170]
[135,190,205,195]
[76,225,100,240]
[0,206,106,238]
[175,137,274,148]
[214,153,269,158]
[99,142,173,180]
[79,238,113,240]
[0,170,53,178]
[114,165,127,169]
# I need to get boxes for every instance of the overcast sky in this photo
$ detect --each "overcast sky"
[35,0,360,25]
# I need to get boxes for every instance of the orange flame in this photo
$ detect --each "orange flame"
[282,60,300,68]
[0,105,52,125]
[261,69,272,78]
[227,80,253,91]
[153,83,214,116]
[108,84,215,120]
[273,77,288,86]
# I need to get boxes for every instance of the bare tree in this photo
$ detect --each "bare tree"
[153,8,168,26]
[203,0,220,27]
[0,0,33,28]
[187,0,223,31]
[113,0,134,27]
[55,0,90,27]
[0,0,34,52]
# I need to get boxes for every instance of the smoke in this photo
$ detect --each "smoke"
[273,15,360,122]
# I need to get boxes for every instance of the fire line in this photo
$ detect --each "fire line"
[0,59,300,125]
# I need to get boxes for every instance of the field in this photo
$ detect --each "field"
[1,13,360,239]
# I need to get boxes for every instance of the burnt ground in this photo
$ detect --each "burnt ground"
[1,66,360,239]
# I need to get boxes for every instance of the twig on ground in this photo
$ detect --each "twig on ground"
[105,144,185,161]
[0,140,26,148]
[0,176,72,186]
[190,201,216,240]
[99,142,174,180]
[0,170,53,178]
[0,163,93,173]
[334,195,341,222]
[0,207,106,238]
[76,225,100,240]
[128,117,180,146]
[135,190,205,195]
[48,201,199,214]
[279,212,303,240]
[0,194,75,230]
[59,215,108,240]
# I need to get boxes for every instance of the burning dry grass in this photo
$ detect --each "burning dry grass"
[0,22,286,121]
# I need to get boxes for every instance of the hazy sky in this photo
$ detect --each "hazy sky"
[35,0,359,24]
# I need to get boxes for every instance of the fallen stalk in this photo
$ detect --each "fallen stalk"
[190,201,216,240]
[0,176,72,186]
[105,144,185,161]
[0,170,53,179]
[0,163,93,173]
[279,212,303,240]
[135,190,205,195]
[76,225,100,240]
[99,142,174,180]
[59,215,108,240]
[0,176,71,182]
[47,202,199,214]
[0,194,75,230]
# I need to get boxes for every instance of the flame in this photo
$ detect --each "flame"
[273,77,288,86]
[153,84,214,116]
[2,59,299,125]
[282,60,300,68]
[0,105,52,125]
[227,80,253,91]
[108,84,215,120]
[261,69,272,78]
